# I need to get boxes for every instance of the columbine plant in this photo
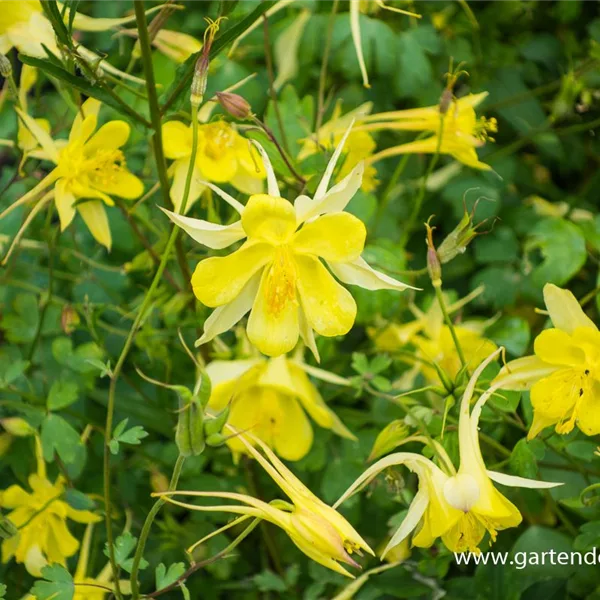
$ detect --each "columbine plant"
[335,349,562,555]
[494,283,600,438]
[163,123,414,360]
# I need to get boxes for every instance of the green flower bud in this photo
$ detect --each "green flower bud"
[437,203,486,265]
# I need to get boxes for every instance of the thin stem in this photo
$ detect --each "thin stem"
[434,284,467,369]
[130,455,185,600]
[315,0,339,135]
[262,14,289,155]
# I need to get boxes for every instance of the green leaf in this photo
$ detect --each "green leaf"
[40,0,72,48]
[525,218,587,287]
[253,569,288,593]
[109,418,149,455]
[64,488,95,512]
[41,414,82,464]
[47,379,80,411]
[369,420,410,461]
[0,359,29,386]
[510,439,539,479]
[1,293,39,343]
[104,532,149,574]
[155,563,186,589]
[487,316,531,356]
[0,584,6,599]
[565,440,597,461]
[30,565,74,600]
[19,55,151,128]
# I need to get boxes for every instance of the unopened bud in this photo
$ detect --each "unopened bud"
[0,54,12,77]
[150,468,170,494]
[425,220,441,287]
[437,202,485,264]
[216,92,251,120]
[61,304,80,335]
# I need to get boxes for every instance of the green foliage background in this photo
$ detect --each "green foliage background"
[1,1,600,598]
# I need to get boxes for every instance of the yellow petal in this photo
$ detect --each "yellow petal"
[247,267,300,356]
[534,329,586,366]
[576,380,600,436]
[72,5,163,31]
[162,121,193,159]
[77,200,112,250]
[327,256,415,291]
[55,180,76,231]
[292,213,365,262]
[267,393,314,461]
[543,283,597,334]
[170,157,205,213]
[85,120,130,153]
[153,29,202,63]
[295,255,356,337]
[493,355,559,390]
[530,370,579,428]
[350,0,370,88]
[91,169,144,200]
[241,194,297,244]
[191,241,273,307]
[273,10,311,90]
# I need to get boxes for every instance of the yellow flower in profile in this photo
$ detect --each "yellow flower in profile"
[164,125,414,360]
[0,1,163,82]
[494,284,600,439]
[206,354,355,461]
[298,102,379,192]
[336,349,561,556]
[371,287,497,386]
[358,93,497,171]
[155,432,374,577]
[2,98,144,250]
[0,438,100,577]
[162,119,266,213]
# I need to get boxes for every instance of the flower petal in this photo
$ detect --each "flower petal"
[92,169,143,200]
[247,268,300,356]
[543,283,596,334]
[162,120,192,159]
[161,207,246,249]
[486,470,563,489]
[170,157,205,213]
[191,242,273,307]
[77,200,111,250]
[327,256,415,291]
[196,273,261,346]
[15,108,59,163]
[268,394,314,461]
[534,329,586,366]
[295,255,356,337]
[241,194,297,243]
[576,380,600,436]
[292,213,365,262]
[55,180,76,231]
[493,355,559,390]
[84,120,130,153]
[251,141,279,197]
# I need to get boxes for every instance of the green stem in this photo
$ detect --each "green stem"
[434,283,467,369]
[315,0,339,135]
[130,455,185,600]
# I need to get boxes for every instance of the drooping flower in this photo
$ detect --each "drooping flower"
[206,353,355,461]
[162,119,266,213]
[154,432,374,577]
[371,287,497,387]
[0,0,163,83]
[493,284,600,439]
[0,437,100,577]
[1,98,144,250]
[357,93,497,170]
[164,124,414,360]
[335,349,562,556]
[298,102,379,192]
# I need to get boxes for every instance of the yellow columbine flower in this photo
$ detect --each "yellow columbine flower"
[371,287,497,386]
[0,438,100,577]
[164,125,414,359]
[335,349,562,556]
[357,92,497,171]
[206,353,355,461]
[298,102,379,192]
[494,284,600,439]
[162,119,266,213]
[155,432,374,577]
[3,98,144,250]
[0,1,164,82]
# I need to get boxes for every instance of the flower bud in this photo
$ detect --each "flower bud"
[150,468,170,494]
[437,203,485,264]
[0,54,12,77]
[425,220,442,287]
[1,417,35,437]
[216,92,251,120]
[61,304,80,335]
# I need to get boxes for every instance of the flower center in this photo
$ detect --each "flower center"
[474,116,498,141]
[556,367,594,434]
[264,247,297,316]
[443,473,480,513]
[58,145,125,189]
[202,123,236,160]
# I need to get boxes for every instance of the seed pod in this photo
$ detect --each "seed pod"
[205,432,228,447]
[0,512,17,540]
[195,372,212,408]
[175,390,205,457]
